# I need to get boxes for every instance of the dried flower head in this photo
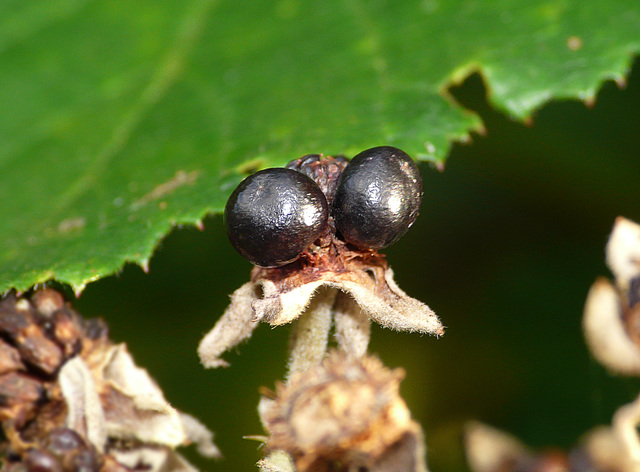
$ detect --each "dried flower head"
[259,352,427,472]
[0,288,219,472]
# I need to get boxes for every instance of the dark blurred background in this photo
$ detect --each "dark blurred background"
[74,56,640,472]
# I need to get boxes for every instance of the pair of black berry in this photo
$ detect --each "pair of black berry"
[225,146,424,267]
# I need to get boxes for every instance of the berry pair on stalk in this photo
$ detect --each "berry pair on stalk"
[225,146,424,268]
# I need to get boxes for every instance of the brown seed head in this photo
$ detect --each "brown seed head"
[0,289,219,472]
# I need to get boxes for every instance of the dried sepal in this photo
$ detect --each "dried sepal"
[581,425,636,472]
[583,278,640,375]
[261,352,427,472]
[179,413,222,459]
[98,344,187,446]
[59,356,107,452]
[252,263,442,335]
[464,422,533,472]
[110,447,199,472]
[0,288,219,472]
[606,217,640,291]
[613,393,640,466]
[197,281,262,368]
[199,257,443,369]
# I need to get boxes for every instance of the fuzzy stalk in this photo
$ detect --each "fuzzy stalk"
[286,287,337,380]
[333,290,371,357]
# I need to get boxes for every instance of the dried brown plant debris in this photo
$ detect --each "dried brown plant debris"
[259,352,427,472]
[0,288,219,472]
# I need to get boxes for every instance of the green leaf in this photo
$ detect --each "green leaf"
[1,0,638,293]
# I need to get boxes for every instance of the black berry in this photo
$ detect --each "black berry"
[225,168,329,267]
[332,146,423,250]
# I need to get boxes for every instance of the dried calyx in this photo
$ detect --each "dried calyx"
[0,288,219,472]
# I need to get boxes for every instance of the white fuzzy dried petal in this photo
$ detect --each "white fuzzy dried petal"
[101,344,187,447]
[162,450,201,472]
[104,345,175,412]
[180,412,222,458]
[607,217,640,290]
[257,450,296,472]
[198,281,262,368]
[464,421,531,472]
[345,268,443,336]
[582,426,636,472]
[59,356,108,451]
[199,260,443,375]
[583,278,640,376]
[613,393,640,465]
[255,268,442,336]
[258,396,276,431]
[255,279,324,325]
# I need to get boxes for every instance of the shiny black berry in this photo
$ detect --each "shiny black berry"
[225,168,329,267]
[332,146,423,250]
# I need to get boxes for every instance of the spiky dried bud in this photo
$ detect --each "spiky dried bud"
[260,352,427,472]
[0,288,219,472]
